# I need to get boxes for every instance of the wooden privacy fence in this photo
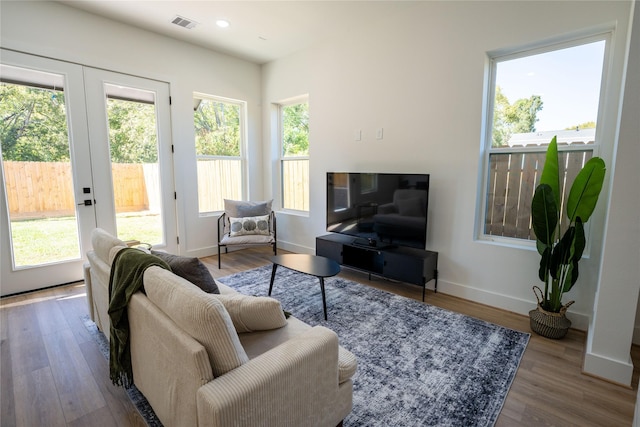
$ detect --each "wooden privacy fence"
[196,158,309,213]
[485,147,593,240]
[197,159,242,213]
[282,159,309,211]
[3,161,158,219]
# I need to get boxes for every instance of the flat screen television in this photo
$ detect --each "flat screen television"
[326,172,429,249]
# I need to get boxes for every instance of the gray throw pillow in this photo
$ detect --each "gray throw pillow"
[224,199,273,218]
[150,250,220,294]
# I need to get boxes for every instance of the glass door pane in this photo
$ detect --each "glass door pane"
[0,65,82,267]
[104,85,164,245]
[84,68,177,254]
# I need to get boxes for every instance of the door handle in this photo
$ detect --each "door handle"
[77,199,93,206]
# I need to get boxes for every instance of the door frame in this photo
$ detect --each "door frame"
[0,51,178,296]
[0,50,96,295]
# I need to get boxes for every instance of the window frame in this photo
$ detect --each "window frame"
[193,92,247,216]
[278,95,310,214]
[476,32,611,249]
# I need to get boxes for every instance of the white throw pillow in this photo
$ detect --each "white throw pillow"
[229,215,270,236]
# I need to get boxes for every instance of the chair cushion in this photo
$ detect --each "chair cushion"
[220,234,275,245]
[150,250,220,294]
[214,293,287,333]
[144,267,248,377]
[229,215,271,237]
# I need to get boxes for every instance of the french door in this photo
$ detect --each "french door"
[83,68,177,253]
[0,50,176,296]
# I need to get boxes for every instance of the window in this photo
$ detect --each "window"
[279,98,309,211]
[194,94,244,214]
[360,173,378,194]
[479,37,607,243]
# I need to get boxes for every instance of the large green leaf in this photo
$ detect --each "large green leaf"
[539,136,560,210]
[538,246,551,282]
[566,157,606,223]
[532,184,557,246]
[565,220,586,291]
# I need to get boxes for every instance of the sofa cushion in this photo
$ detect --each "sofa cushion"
[144,267,248,377]
[108,245,127,265]
[91,228,127,265]
[150,250,220,294]
[214,293,287,333]
[238,316,311,359]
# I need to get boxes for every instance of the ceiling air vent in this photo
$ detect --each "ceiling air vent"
[171,15,198,30]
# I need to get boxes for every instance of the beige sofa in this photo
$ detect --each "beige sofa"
[84,228,356,427]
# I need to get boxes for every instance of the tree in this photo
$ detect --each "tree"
[565,121,596,130]
[194,100,240,157]
[1,83,161,164]
[282,102,309,156]
[0,83,70,161]
[492,86,543,147]
[107,99,158,163]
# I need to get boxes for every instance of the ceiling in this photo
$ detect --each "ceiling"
[56,1,415,65]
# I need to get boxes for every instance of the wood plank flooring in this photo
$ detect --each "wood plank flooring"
[1,247,638,426]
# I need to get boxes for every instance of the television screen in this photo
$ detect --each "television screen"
[326,172,429,249]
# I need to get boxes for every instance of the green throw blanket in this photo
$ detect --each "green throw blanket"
[108,247,170,387]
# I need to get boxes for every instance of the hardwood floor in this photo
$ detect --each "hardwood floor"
[1,247,638,426]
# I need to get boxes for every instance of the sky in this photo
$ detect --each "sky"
[496,40,606,132]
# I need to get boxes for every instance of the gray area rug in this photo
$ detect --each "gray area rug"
[82,316,164,426]
[218,265,530,427]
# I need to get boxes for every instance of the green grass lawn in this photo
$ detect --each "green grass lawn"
[10,213,163,267]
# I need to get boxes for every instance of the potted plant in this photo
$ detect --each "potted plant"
[529,136,606,339]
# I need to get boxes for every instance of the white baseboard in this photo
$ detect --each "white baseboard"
[184,240,313,260]
[583,350,634,387]
[185,246,216,258]
[188,242,593,332]
[434,280,591,332]
[277,240,314,255]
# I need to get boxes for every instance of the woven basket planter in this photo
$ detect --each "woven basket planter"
[529,286,574,339]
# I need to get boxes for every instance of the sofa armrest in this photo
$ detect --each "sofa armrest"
[129,292,214,427]
[197,326,348,427]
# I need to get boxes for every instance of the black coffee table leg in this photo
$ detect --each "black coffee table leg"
[269,264,278,296]
[319,277,327,320]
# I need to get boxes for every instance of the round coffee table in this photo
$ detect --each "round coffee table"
[268,254,341,320]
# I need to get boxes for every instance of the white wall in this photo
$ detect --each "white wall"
[2,0,637,385]
[0,1,262,258]
[263,1,637,383]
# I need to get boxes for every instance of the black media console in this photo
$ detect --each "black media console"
[315,233,438,301]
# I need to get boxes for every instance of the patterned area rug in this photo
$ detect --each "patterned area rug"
[219,265,530,427]
[82,316,164,426]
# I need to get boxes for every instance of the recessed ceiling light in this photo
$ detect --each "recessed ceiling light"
[216,19,230,28]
